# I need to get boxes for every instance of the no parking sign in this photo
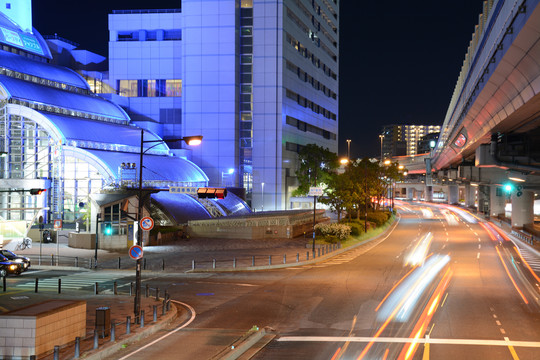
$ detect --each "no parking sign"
[140,216,154,231]
[129,245,143,260]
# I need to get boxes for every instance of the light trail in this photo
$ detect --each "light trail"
[513,246,540,283]
[496,246,529,304]
[375,266,418,312]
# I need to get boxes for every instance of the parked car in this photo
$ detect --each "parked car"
[0,249,30,271]
[0,254,22,276]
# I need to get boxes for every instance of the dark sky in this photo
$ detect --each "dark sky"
[33,0,486,158]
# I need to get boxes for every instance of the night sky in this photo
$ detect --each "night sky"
[33,0,486,158]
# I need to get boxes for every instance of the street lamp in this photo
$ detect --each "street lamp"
[379,134,384,162]
[134,130,202,320]
[346,139,351,160]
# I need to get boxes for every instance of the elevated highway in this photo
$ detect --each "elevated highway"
[396,0,540,232]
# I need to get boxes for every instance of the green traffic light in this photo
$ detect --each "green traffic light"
[503,184,514,193]
[104,223,112,235]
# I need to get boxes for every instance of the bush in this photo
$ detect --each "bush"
[315,223,351,240]
[340,221,362,236]
[366,211,390,226]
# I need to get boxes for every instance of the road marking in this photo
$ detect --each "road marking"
[501,329,506,334]
[478,244,481,249]
[117,300,196,360]
[496,321,501,326]
[505,337,521,360]
[277,336,540,348]
[477,252,480,259]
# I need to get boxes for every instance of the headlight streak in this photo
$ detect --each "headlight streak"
[440,204,479,223]
[358,256,451,359]
[397,267,453,360]
[479,222,498,241]
[405,232,433,266]
[496,245,529,304]
[375,266,418,312]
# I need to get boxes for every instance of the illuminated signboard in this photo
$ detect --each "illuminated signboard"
[453,133,467,148]
[0,26,43,55]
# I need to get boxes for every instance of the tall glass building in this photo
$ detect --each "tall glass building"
[108,0,339,210]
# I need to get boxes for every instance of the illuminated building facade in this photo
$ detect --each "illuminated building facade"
[108,0,339,210]
[381,124,441,158]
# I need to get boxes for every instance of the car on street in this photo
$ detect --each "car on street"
[0,254,23,276]
[0,249,31,271]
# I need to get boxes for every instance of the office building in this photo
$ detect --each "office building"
[108,0,339,210]
[381,124,441,158]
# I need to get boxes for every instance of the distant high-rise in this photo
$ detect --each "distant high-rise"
[108,0,339,210]
[381,124,441,158]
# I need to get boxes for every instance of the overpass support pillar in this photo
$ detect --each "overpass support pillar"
[448,185,459,205]
[511,190,534,229]
[464,184,476,208]
[425,185,433,202]
[406,187,414,201]
[489,186,505,218]
[478,185,489,214]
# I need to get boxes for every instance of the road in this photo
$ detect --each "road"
[101,202,540,360]
[3,202,540,359]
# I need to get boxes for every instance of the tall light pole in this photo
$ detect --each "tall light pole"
[379,134,384,163]
[261,182,265,211]
[134,130,202,320]
[346,139,351,160]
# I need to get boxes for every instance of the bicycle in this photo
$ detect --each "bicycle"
[15,237,32,251]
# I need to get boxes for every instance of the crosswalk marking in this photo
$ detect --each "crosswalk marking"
[16,272,129,290]
[515,246,540,274]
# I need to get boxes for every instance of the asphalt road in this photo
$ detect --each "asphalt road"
[96,202,540,360]
[4,202,540,359]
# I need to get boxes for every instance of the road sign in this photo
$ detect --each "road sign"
[53,219,62,230]
[129,245,143,260]
[308,187,324,196]
[140,216,154,231]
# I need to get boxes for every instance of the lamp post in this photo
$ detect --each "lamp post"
[133,130,202,320]
[379,134,384,163]
[346,139,351,160]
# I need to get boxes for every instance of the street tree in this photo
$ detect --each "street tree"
[293,144,339,196]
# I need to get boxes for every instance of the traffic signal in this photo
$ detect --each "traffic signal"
[503,183,514,194]
[29,188,46,195]
[104,223,113,235]
[197,187,227,199]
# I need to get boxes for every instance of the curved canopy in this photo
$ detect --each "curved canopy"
[0,74,127,119]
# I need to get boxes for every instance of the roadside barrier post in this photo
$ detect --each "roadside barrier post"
[51,254,54,266]
[233,257,237,268]
[126,316,131,334]
[153,305,157,322]
[268,255,272,265]
[213,259,216,268]
[35,278,38,293]
[58,279,61,294]
[283,254,286,264]
[307,251,309,260]
[192,260,195,270]
[118,257,121,269]
[113,281,117,295]
[3,276,6,292]
[53,345,59,360]
[110,321,115,342]
[252,256,255,266]
[155,288,159,301]
[74,336,80,358]
[75,256,78,267]
[296,253,299,262]
[130,282,133,296]
[145,284,149,297]
[162,258,165,271]
[143,258,147,270]
[93,330,99,349]
[162,300,166,315]
[94,282,99,295]
[140,310,145,328]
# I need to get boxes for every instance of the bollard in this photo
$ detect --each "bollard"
[318,248,321,257]
[296,253,299,262]
[35,278,38,293]
[51,254,54,266]
[167,299,171,311]
[74,336,80,358]
[283,254,286,264]
[307,251,309,260]
[155,288,159,301]
[252,256,255,266]
[145,284,149,297]
[118,257,121,269]
[213,259,216,269]
[140,310,145,328]
[110,321,115,342]
[130,282,133,296]
[233,257,236,268]
[162,300,166,316]
[30,356,36,360]
[192,260,195,270]
[113,281,117,295]
[90,258,93,269]
[53,345,59,360]
[58,278,61,294]
[3,276,6,292]
[126,316,131,334]
[268,255,272,265]
[93,330,99,349]
[143,258,147,270]
[162,258,165,271]
[94,282,99,295]
[75,256,79,267]
[153,305,157,322]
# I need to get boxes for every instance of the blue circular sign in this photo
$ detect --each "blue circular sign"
[129,245,143,260]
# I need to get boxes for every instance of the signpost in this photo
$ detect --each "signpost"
[129,245,143,260]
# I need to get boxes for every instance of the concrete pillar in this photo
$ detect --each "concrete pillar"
[511,189,534,229]
[406,187,414,201]
[477,185,489,214]
[464,184,476,208]
[489,186,505,217]
[448,185,459,204]
[425,185,433,202]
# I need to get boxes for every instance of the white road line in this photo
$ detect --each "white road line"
[277,336,540,348]
[477,253,480,259]
[478,244,481,249]
[117,300,196,360]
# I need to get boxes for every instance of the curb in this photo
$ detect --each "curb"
[212,327,271,360]
[81,301,178,360]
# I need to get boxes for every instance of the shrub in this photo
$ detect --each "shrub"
[366,211,389,226]
[315,223,351,240]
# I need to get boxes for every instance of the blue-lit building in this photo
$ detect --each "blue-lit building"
[0,0,250,239]
[107,0,339,210]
